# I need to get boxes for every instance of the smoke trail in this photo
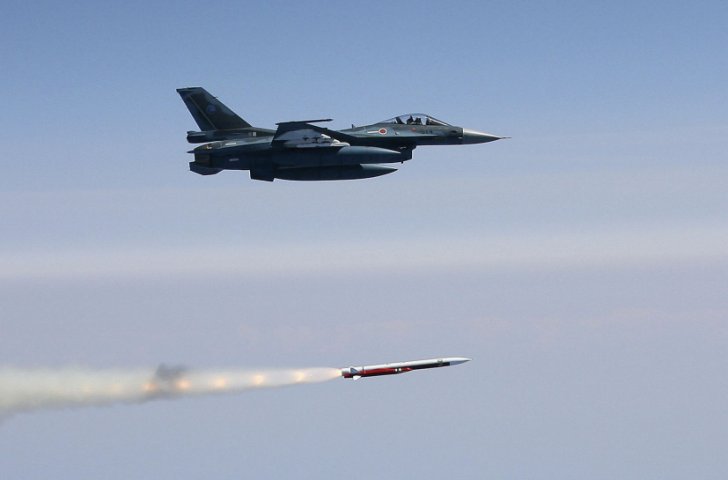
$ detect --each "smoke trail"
[0,365,340,415]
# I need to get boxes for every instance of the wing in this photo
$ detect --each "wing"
[272,120,358,148]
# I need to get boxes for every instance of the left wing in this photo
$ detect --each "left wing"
[272,120,357,148]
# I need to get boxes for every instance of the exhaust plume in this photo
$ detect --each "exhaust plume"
[0,365,340,415]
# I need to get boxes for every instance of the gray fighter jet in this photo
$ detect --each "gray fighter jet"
[178,87,503,182]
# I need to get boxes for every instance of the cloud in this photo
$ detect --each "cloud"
[1,224,726,280]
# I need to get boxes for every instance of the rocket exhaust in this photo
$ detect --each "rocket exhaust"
[0,365,340,415]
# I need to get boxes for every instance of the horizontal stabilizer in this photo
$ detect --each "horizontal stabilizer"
[189,162,222,175]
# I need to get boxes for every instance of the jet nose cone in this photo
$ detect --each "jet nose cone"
[461,129,504,144]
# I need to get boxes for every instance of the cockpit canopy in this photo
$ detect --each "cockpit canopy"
[379,114,451,127]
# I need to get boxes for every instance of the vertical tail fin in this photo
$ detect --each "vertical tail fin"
[176,87,252,131]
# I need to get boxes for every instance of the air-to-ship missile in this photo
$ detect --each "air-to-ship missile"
[341,357,470,380]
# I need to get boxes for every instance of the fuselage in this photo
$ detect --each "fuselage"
[342,123,465,148]
[190,119,498,171]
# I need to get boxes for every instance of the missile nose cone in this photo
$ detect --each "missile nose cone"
[461,129,504,144]
[448,357,471,366]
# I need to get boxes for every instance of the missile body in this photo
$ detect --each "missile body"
[341,357,470,380]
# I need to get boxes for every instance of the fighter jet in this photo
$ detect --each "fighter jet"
[177,87,503,182]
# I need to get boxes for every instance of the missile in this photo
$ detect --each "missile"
[341,357,470,380]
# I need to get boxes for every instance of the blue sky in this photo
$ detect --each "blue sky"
[1,1,727,479]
